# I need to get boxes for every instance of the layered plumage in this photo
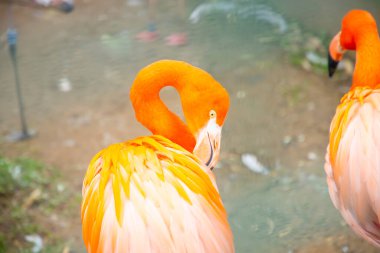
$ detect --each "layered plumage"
[81,60,234,253]
[326,10,380,246]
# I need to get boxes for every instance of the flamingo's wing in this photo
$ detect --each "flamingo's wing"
[325,88,380,246]
[81,135,234,253]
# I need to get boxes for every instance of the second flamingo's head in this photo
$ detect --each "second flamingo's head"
[328,10,378,77]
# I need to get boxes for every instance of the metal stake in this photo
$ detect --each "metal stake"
[6,4,34,142]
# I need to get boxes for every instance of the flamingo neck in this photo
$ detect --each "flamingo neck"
[130,61,196,152]
[352,27,380,89]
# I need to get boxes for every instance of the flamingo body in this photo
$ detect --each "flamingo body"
[326,10,380,246]
[81,60,234,253]
[325,86,380,246]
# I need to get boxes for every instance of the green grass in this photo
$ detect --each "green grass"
[0,156,73,253]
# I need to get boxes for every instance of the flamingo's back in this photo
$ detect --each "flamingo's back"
[325,86,380,246]
[81,135,234,253]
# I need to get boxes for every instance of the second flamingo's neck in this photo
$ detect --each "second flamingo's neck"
[130,61,196,152]
[352,28,380,89]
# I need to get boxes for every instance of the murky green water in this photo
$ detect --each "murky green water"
[1,0,380,252]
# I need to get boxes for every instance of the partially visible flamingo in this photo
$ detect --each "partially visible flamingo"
[326,10,380,247]
[81,60,234,253]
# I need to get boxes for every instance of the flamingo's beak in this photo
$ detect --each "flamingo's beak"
[328,32,345,77]
[193,117,222,170]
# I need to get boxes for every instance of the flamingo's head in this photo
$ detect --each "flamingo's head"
[181,73,230,170]
[328,10,377,77]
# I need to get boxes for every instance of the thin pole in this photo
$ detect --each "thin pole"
[7,1,32,141]
[8,29,29,137]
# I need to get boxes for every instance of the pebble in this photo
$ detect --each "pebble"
[25,234,44,253]
[282,135,292,146]
[58,78,72,92]
[236,90,246,99]
[341,245,349,253]
[307,152,318,161]
[241,153,269,175]
[57,183,65,192]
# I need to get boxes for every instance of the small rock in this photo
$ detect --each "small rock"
[58,78,72,92]
[241,153,269,175]
[25,234,44,253]
[341,245,349,253]
[57,183,65,192]
[236,90,246,99]
[282,135,292,146]
[307,152,318,161]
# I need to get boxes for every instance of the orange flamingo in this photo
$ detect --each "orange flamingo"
[81,60,234,253]
[326,10,380,246]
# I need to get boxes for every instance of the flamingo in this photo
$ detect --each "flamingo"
[81,60,234,253]
[326,10,380,246]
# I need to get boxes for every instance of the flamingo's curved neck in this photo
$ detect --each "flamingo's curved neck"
[352,27,380,89]
[130,61,196,152]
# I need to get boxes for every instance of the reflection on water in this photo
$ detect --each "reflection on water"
[0,0,380,252]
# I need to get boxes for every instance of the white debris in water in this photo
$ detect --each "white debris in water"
[58,78,72,92]
[305,51,326,66]
[236,90,246,99]
[241,153,269,175]
[25,234,44,253]
[341,245,349,253]
[307,152,318,161]
[189,2,287,33]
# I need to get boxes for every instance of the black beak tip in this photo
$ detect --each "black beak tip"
[328,53,340,78]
